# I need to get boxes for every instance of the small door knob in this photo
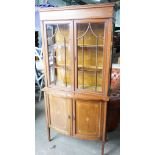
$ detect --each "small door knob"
[68,115,71,119]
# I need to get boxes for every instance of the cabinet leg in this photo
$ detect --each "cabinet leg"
[101,142,105,155]
[48,127,51,141]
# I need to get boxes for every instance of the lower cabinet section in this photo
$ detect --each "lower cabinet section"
[46,93,107,141]
[74,100,103,140]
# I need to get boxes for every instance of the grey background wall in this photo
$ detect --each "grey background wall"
[35,0,110,6]
[35,0,66,6]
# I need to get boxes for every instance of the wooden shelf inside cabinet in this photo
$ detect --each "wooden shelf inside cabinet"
[48,44,69,48]
[50,64,71,69]
[78,45,104,48]
[78,66,102,72]
[78,85,102,92]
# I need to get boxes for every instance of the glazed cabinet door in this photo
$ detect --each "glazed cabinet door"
[74,19,107,94]
[48,95,72,135]
[73,100,103,140]
[43,21,74,90]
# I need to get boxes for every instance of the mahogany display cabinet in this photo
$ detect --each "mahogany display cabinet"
[40,3,115,154]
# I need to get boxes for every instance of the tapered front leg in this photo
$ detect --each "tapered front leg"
[101,142,105,155]
[48,127,51,141]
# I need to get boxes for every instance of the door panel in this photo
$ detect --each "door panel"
[74,20,106,93]
[44,21,73,90]
[74,100,102,139]
[49,95,72,135]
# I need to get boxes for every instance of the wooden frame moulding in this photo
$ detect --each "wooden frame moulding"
[74,19,108,95]
[39,3,114,21]
[43,20,74,91]
[102,19,113,96]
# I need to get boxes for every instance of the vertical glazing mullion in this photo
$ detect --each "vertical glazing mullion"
[64,37,67,87]
[53,25,56,85]
[82,37,84,89]
[54,49,56,85]
[95,37,98,91]
[102,36,104,91]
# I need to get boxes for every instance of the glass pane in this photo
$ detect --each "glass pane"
[77,22,105,92]
[46,24,71,88]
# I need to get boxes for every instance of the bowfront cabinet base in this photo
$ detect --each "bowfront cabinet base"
[44,92,107,142]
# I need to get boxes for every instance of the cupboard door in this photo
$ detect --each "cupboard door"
[49,95,72,135]
[44,21,73,90]
[74,20,106,93]
[74,100,102,140]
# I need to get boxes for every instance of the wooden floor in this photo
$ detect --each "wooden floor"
[35,98,120,155]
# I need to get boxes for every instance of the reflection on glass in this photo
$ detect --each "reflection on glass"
[46,24,71,88]
[77,22,105,92]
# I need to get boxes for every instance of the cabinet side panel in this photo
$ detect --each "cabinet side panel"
[41,21,49,86]
[103,19,113,96]
[102,101,108,141]
[43,92,50,127]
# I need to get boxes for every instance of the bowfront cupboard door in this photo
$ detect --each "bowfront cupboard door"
[74,19,107,94]
[73,100,104,140]
[48,95,72,135]
[43,21,74,90]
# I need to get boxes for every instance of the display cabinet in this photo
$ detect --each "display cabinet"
[40,3,115,154]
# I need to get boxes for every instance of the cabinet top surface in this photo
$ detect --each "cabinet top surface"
[39,3,115,12]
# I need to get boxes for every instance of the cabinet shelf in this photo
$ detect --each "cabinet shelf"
[48,44,69,48]
[78,68,102,72]
[78,85,102,91]
[48,44,103,51]
[50,64,102,72]
[50,64,102,71]
[78,65,102,72]
[50,64,71,70]
[55,65,71,70]
[78,45,104,48]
